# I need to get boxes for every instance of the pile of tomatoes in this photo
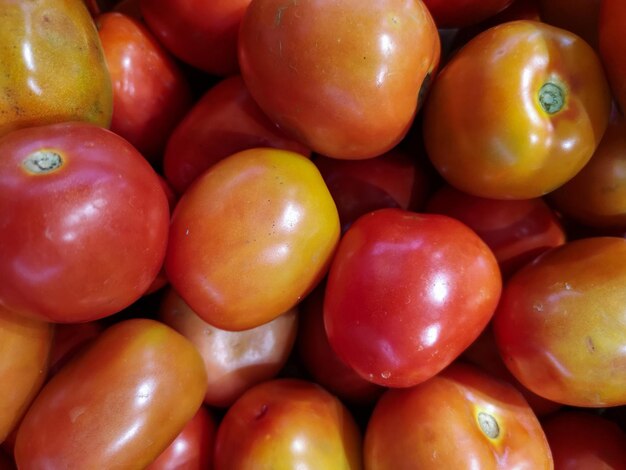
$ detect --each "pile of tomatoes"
[2,0,626,468]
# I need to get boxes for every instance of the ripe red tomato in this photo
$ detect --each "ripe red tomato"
[493,237,626,407]
[364,362,553,469]
[0,122,170,323]
[422,0,514,28]
[14,319,208,469]
[599,0,626,114]
[424,20,612,199]
[213,378,363,469]
[165,147,340,331]
[238,0,440,159]
[324,208,502,388]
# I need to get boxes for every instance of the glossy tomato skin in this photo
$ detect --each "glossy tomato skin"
[166,147,340,331]
[0,306,53,443]
[214,378,363,469]
[163,75,310,195]
[364,362,553,469]
[424,20,611,199]
[541,410,626,469]
[14,318,208,469]
[239,0,440,159]
[96,12,193,163]
[0,122,170,323]
[324,208,502,388]
[422,0,514,28]
[493,237,626,407]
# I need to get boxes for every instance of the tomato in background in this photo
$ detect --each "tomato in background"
[424,20,612,200]
[539,0,601,50]
[96,12,193,164]
[364,362,553,469]
[163,75,310,195]
[599,0,626,114]
[0,122,170,323]
[493,237,626,407]
[47,321,104,377]
[426,185,566,278]
[14,319,208,469]
[324,208,502,388]
[214,379,363,469]
[238,0,440,159]
[422,0,514,28]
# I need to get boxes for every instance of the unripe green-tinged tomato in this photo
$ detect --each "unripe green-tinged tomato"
[14,319,208,469]
[424,20,611,200]
[0,0,112,137]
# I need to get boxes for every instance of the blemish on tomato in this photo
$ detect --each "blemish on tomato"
[22,149,63,174]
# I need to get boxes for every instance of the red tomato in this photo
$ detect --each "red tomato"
[542,410,626,469]
[426,184,566,278]
[213,378,363,469]
[14,319,208,469]
[96,12,193,163]
[539,0,601,50]
[422,0,514,28]
[47,321,103,377]
[423,20,612,199]
[324,208,502,388]
[163,75,310,195]
[139,0,250,76]
[158,287,298,407]
[599,0,626,114]
[0,122,170,323]
[493,237,626,407]
[238,0,440,159]
[165,147,340,331]
[364,362,553,469]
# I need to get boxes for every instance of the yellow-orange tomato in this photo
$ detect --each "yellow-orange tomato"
[423,20,611,200]
[0,0,112,137]
[165,148,340,331]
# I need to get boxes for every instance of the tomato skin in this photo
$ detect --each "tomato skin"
[422,0,514,28]
[14,318,208,469]
[0,122,170,323]
[424,20,611,199]
[539,0,601,50]
[364,362,553,469]
[163,75,310,195]
[214,378,363,469]
[599,0,626,114]
[238,0,440,159]
[324,208,502,388]
[493,237,626,407]
[166,147,340,331]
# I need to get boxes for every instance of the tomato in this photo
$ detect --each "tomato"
[426,184,566,278]
[14,318,208,469]
[0,122,170,323]
[422,0,514,28]
[493,237,626,407]
[238,0,440,159]
[158,287,298,407]
[213,378,363,469]
[163,75,310,195]
[47,321,103,377]
[324,208,502,388]
[364,362,553,469]
[96,12,193,163]
[0,0,112,137]
[539,0,601,50]
[0,305,53,443]
[139,0,250,76]
[423,20,612,199]
[599,0,626,114]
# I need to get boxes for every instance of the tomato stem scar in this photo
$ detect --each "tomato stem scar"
[23,150,63,174]
[477,411,500,439]
[539,82,564,114]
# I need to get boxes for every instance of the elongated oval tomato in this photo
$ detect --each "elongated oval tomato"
[14,318,208,469]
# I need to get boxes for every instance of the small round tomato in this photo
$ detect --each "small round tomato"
[423,20,612,199]
[324,208,502,388]
[238,0,440,159]
[422,0,514,28]
[599,0,626,114]
[493,237,626,407]
[364,362,553,469]
[165,147,340,331]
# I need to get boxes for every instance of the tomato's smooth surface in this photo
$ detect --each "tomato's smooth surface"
[0,122,170,323]
[0,0,112,137]
[424,20,611,199]
[238,0,440,159]
[214,378,363,469]
[14,319,208,469]
[96,12,193,163]
[324,208,502,388]
[159,287,298,408]
[493,237,626,407]
[599,0,626,115]
[364,362,553,469]
[165,147,340,331]
[423,0,514,28]
[0,306,53,443]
